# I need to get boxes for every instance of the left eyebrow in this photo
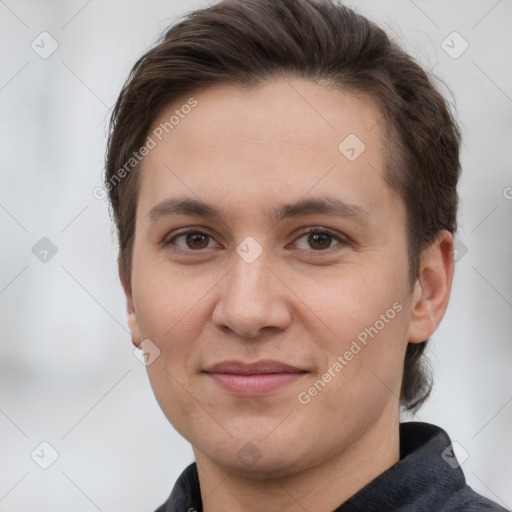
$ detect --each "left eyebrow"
[148,195,373,228]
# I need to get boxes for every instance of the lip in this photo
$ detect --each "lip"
[203,360,308,396]
[204,360,306,374]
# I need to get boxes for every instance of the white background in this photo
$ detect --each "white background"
[1,0,511,510]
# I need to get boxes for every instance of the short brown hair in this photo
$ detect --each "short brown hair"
[105,0,461,411]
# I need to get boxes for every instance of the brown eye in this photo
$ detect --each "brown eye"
[294,228,346,251]
[308,232,333,250]
[168,229,216,251]
[184,232,210,249]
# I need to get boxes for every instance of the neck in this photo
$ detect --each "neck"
[194,412,400,512]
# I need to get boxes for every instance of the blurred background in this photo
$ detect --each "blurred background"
[1,0,511,510]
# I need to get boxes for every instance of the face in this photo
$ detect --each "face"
[125,78,422,478]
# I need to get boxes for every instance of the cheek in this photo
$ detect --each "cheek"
[132,252,204,338]
[145,361,199,442]
[131,268,201,408]
[300,263,406,347]
[135,270,208,436]
[298,261,409,400]
[302,315,407,443]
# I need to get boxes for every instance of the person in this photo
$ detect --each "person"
[104,0,508,510]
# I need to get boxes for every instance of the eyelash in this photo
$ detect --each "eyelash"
[165,227,349,254]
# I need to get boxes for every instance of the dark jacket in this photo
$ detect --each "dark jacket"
[155,422,508,511]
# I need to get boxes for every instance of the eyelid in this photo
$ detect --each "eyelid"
[290,226,349,251]
[165,226,221,250]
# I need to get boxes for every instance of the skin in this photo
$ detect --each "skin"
[122,77,454,512]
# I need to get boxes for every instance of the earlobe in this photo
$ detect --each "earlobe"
[407,230,455,344]
[119,265,142,348]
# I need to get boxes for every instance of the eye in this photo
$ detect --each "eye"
[165,227,349,253]
[293,228,347,251]
[167,228,218,251]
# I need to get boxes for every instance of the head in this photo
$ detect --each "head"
[105,0,459,476]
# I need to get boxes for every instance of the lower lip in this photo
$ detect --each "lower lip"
[205,372,305,396]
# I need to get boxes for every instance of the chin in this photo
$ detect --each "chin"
[197,433,317,479]
[220,450,307,479]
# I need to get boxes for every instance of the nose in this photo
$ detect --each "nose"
[211,250,292,339]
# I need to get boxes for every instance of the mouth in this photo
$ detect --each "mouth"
[203,360,308,396]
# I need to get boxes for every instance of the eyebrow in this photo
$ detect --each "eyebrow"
[148,195,372,227]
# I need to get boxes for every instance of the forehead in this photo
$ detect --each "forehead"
[146,78,384,161]
[137,77,400,226]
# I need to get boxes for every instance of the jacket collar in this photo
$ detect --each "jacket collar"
[335,421,465,511]
[158,422,501,512]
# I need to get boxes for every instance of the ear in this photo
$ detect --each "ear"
[119,263,142,348]
[407,230,455,343]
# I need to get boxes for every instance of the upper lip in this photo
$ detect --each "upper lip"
[203,360,307,375]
